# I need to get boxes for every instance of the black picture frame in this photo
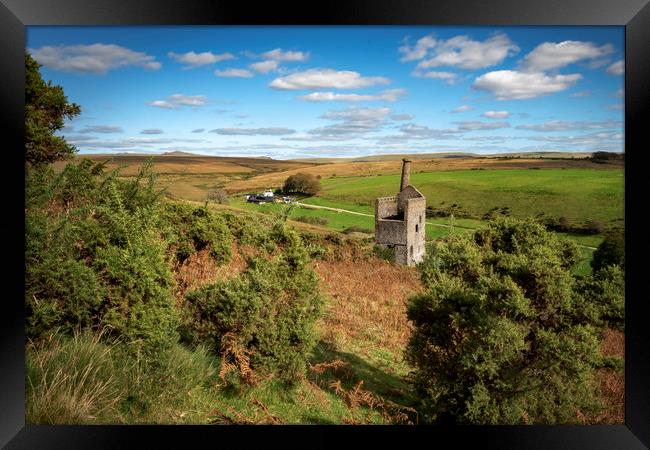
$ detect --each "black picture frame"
[2,0,648,448]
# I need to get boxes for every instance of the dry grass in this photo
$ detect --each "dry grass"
[173,243,247,302]
[592,328,625,424]
[312,248,423,355]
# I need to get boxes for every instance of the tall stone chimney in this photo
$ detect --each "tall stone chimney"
[400,158,411,191]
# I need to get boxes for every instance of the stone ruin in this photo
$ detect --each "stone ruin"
[374,159,426,266]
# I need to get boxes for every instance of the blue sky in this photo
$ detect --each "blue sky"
[27,26,624,159]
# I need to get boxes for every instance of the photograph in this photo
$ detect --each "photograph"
[21,24,628,427]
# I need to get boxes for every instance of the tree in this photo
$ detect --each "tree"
[591,229,624,271]
[25,52,81,166]
[406,218,612,424]
[282,173,321,196]
[206,188,229,205]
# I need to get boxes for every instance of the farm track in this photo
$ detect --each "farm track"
[295,202,598,250]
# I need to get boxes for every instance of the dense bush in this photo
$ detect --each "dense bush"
[26,161,180,357]
[591,229,624,271]
[162,203,232,265]
[182,219,323,382]
[406,218,616,424]
[283,173,321,196]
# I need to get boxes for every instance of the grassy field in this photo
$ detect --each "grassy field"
[315,168,624,225]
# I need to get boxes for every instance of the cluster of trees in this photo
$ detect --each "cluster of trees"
[282,172,321,196]
[405,219,624,424]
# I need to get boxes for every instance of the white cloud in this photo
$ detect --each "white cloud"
[515,119,622,132]
[520,41,614,72]
[482,110,510,119]
[570,91,592,98]
[391,113,414,121]
[473,70,582,100]
[455,121,510,131]
[215,68,254,78]
[379,124,461,143]
[210,127,296,135]
[30,43,161,74]
[293,107,392,141]
[146,94,207,109]
[615,88,624,98]
[607,104,624,111]
[270,69,390,90]
[78,125,123,134]
[168,51,234,68]
[405,33,519,70]
[606,60,624,75]
[191,128,205,133]
[262,48,309,62]
[140,128,164,134]
[412,70,458,85]
[297,89,405,102]
[451,105,474,113]
[250,60,280,74]
[399,35,437,62]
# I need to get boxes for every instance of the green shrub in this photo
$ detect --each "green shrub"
[591,230,624,271]
[406,218,607,424]
[575,266,625,330]
[183,221,323,382]
[25,161,180,357]
[373,245,396,263]
[162,203,232,264]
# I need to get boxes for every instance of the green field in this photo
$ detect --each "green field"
[314,168,624,225]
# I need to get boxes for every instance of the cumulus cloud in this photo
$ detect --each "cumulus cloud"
[140,128,164,134]
[482,110,510,119]
[262,48,309,62]
[520,41,614,72]
[210,127,296,135]
[297,88,406,102]
[515,119,622,132]
[401,33,519,70]
[451,105,474,113]
[412,70,458,85]
[473,70,582,100]
[215,68,254,78]
[606,60,624,75]
[168,51,234,68]
[270,69,390,90]
[30,43,161,74]
[146,94,207,109]
[455,121,510,131]
[399,35,437,62]
[78,125,123,134]
[250,60,280,74]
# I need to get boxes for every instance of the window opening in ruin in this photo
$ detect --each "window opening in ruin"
[410,245,413,257]
[416,224,419,233]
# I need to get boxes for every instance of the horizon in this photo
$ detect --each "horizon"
[27,26,624,159]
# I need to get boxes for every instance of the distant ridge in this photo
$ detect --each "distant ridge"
[161,151,200,157]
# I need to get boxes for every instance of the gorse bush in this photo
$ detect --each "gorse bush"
[162,202,232,265]
[26,160,180,357]
[406,218,617,424]
[183,217,323,383]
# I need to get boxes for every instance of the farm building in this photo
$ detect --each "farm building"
[374,159,426,266]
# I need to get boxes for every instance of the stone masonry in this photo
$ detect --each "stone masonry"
[374,159,426,266]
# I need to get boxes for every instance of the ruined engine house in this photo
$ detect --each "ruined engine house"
[374,159,426,266]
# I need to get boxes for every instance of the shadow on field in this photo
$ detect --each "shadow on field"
[309,340,418,415]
